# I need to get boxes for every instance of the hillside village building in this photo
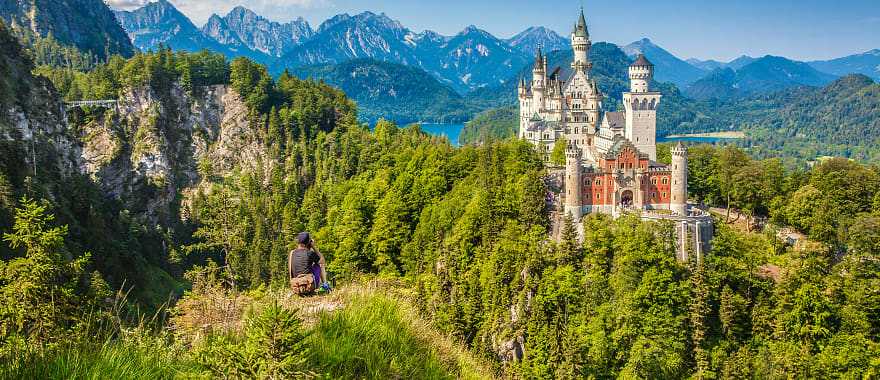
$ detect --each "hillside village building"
[519,9,713,260]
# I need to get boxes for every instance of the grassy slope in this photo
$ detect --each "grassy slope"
[306,282,495,379]
[0,281,495,380]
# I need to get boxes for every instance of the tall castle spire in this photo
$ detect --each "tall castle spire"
[574,7,589,38]
[571,7,592,71]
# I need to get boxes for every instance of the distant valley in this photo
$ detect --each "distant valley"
[106,0,880,127]
[3,0,877,161]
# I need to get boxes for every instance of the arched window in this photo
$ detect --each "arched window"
[595,178,602,185]
[662,178,669,185]
[651,178,658,185]
[649,99,656,110]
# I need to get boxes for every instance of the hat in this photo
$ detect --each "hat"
[296,232,311,246]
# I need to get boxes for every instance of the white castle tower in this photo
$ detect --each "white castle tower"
[623,54,661,160]
[531,48,547,112]
[565,144,582,220]
[671,142,689,216]
[571,8,591,71]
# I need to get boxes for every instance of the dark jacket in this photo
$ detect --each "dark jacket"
[289,248,319,278]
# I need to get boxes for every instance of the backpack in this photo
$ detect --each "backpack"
[290,273,315,295]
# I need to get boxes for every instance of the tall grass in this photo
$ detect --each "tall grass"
[307,289,495,380]
[0,336,199,380]
[0,279,494,379]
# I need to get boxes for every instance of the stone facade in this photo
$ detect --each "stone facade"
[521,9,713,258]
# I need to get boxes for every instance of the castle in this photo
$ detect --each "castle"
[519,9,712,260]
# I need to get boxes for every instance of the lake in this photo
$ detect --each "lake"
[419,123,465,147]
[403,124,742,146]
[657,136,741,144]
[659,131,745,144]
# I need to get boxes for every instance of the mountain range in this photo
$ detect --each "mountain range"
[2,0,876,128]
[622,38,707,88]
[808,49,880,81]
[685,55,839,100]
[110,1,879,99]
[113,0,272,63]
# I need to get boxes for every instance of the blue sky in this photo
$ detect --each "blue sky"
[107,0,880,61]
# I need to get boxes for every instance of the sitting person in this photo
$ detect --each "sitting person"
[288,232,329,294]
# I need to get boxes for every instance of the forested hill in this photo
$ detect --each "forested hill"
[736,74,880,161]
[292,58,480,123]
[685,55,838,101]
[0,0,134,60]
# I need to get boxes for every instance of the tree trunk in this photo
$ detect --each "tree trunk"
[725,192,731,223]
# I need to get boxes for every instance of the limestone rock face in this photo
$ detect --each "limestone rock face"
[78,83,266,225]
[1,74,83,181]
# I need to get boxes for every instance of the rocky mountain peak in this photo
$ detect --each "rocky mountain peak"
[203,5,314,57]
[507,26,568,55]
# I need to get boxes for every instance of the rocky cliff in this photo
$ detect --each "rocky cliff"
[76,83,267,225]
[0,23,81,185]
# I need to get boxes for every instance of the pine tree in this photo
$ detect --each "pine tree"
[557,212,581,267]
[689,257,710,379]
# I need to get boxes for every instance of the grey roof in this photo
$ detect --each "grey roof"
[526,119,561,132]
[631,54,653,67]
[573,8,588,38]
[603,111,625,129]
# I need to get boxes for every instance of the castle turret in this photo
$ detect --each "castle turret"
[623,54,661,160]
[518,76,527,97]
[565,144,583,220]
[571,8,592,72]
[671,142,688,216]
[629,54,652,92]
[532,47,546,111]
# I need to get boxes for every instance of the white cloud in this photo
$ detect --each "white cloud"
[105,0,331,25]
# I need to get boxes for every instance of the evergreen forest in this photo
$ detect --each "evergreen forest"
[0,20,878,379]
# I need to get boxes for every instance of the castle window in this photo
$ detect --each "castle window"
[595,178,602,185]
[662,178,669,185]
[662,192,667,198]
[651,178,658,185]
[596,193,601,199]
[652,192,657,198]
